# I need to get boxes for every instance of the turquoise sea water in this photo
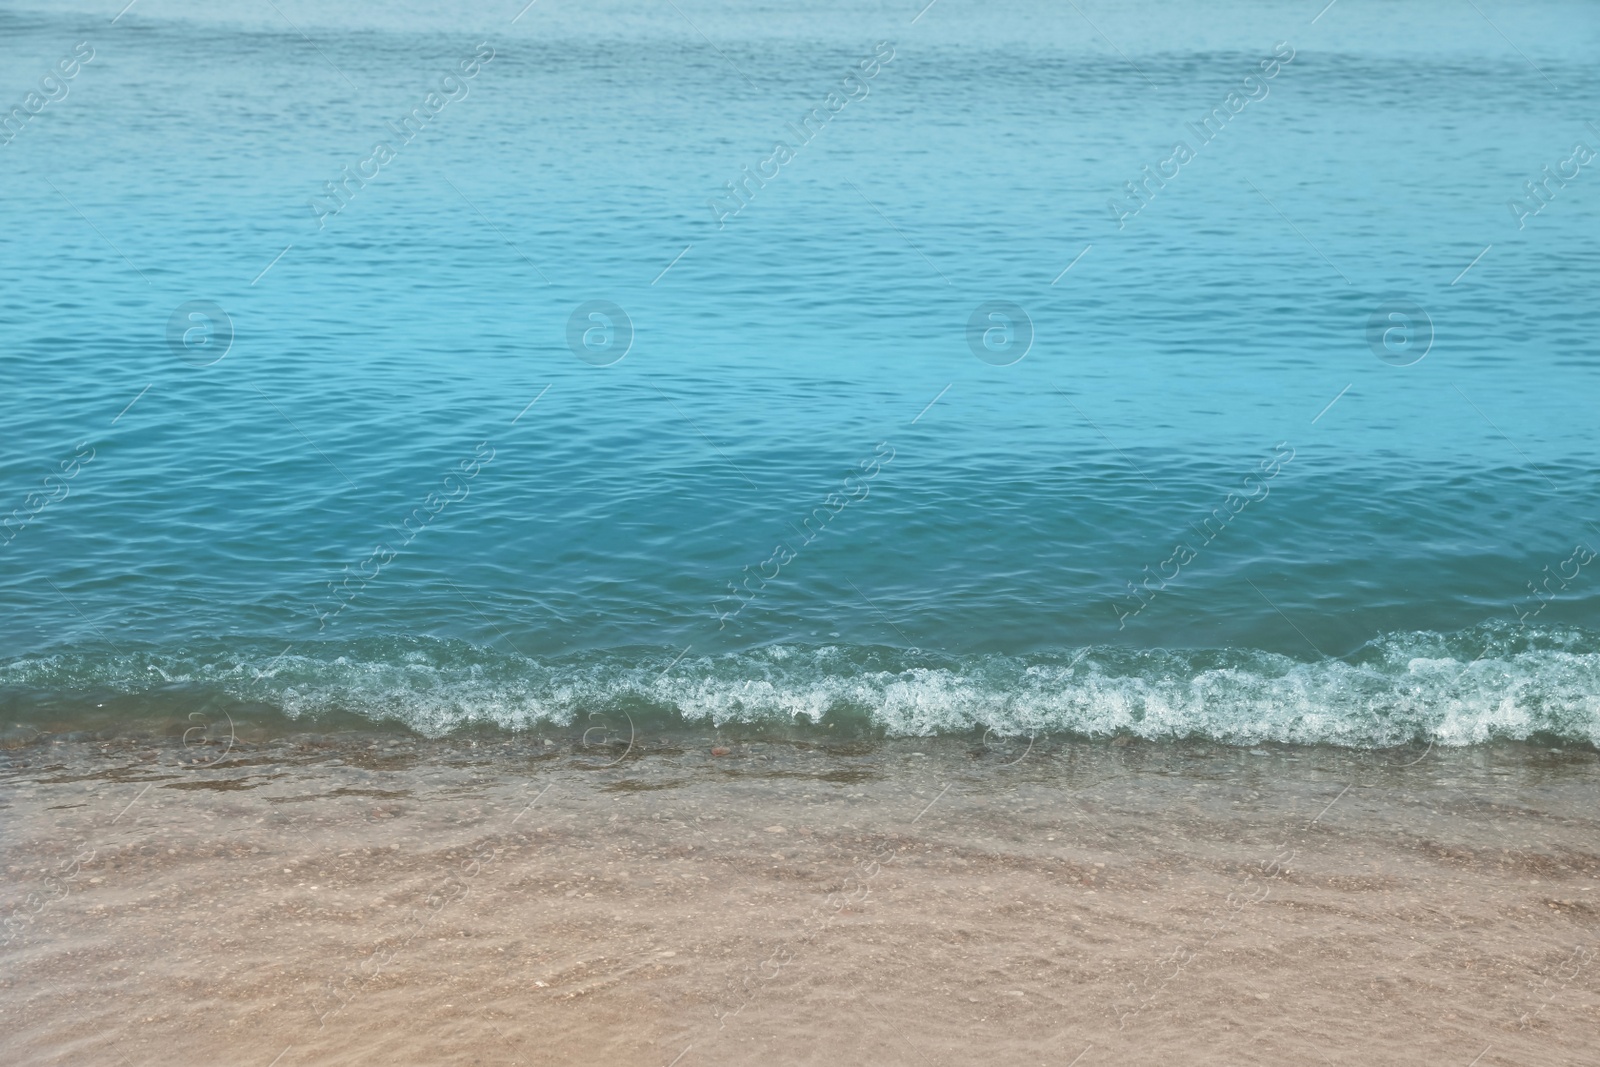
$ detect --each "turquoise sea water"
[2,0,1598,745]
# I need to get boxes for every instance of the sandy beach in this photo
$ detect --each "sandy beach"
[2,729,1596,1066]
[6,0,1599,1062]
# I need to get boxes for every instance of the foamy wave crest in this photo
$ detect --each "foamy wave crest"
[3,624,1599,745]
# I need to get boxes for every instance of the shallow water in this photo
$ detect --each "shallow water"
[2,0,1598,743]
[2,733,1597,1065]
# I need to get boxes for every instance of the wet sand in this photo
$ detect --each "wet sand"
[2,729,1597,1066]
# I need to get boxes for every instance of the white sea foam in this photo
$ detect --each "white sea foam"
[4,625,1598,746]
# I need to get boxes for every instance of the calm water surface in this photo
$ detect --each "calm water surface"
[2,0,1597,744]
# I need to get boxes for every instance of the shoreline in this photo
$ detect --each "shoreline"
[7,624,1600,751]
[2,734,1597,1065]
[6,702,1600,758]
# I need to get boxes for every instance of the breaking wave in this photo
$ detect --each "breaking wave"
[4,622,1599,748]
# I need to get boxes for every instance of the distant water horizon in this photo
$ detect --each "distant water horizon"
[3,0,1598,745]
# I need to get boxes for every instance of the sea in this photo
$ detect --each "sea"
[2,0,1598,748]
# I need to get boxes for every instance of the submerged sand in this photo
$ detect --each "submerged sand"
[2,729,1597,1066]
